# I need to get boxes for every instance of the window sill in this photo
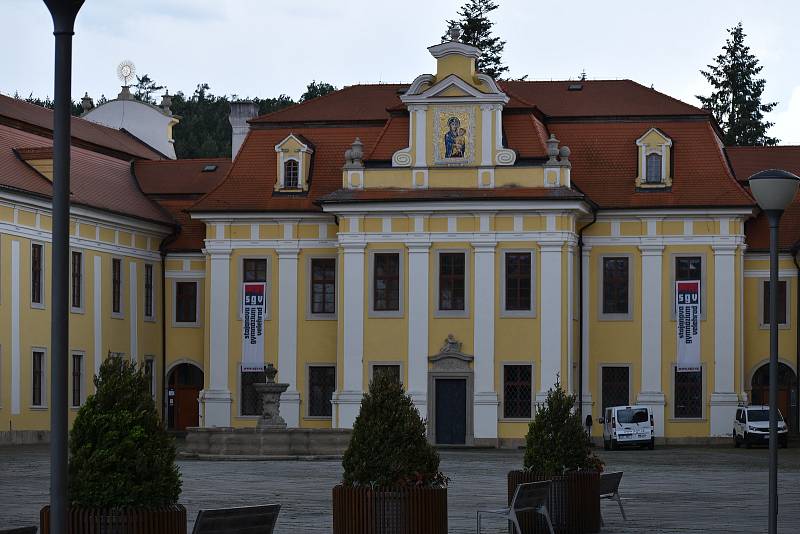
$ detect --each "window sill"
[30,406,48,410]
[668,417,707,422]
[434,310,470,319]
[172,322,201,328]
[31,303,46,310]
[144,316,157,323]
[111,313,125,320]
[500,417,533,423]
[500,310,537,319]
[368,311,404,319]
[70,307,85,315]
[306,313,338,321]
[305,416,333,421]
[597,314,634,322]
[235,415,261,420]
[759,323,790,330]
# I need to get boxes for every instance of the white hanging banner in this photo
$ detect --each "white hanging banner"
[676,280,701,372]
[242,282,266,372]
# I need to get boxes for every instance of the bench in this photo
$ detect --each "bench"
[192,504,281,534]
[477,480,554,534]
[599,471,626,526]
[0,528,37,534]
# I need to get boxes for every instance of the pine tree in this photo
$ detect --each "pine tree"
[300,80,337,102]
[134,73,165,104]
[697,22,778,146]
[442,0,508,79]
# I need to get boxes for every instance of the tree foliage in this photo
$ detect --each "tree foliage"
[342,373,445,488]
[300,80,337,102]
[443,0,508,79]
[523,380,603,476]
[697,22,778,146]
[13,92,83,116]
[133,74,165,104]
[68,356,181,508]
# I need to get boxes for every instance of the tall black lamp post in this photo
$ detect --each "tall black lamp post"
[748,169,800,534]
[42,1,84,531]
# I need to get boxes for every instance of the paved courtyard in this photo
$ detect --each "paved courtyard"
[1,444,800,533]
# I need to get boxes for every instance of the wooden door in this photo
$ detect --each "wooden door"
[174,386,200,430]
[435,379,466,445]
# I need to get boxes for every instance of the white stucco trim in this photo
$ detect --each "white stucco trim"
[11,240,20,414]
[538,243,562,401]
[93,255,102,376]
[129,262,138,363]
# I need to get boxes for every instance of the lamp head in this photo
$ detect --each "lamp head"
[748,169,800,213]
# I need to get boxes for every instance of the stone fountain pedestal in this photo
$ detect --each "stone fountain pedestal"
[183,363,352,460]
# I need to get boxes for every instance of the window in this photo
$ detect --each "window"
[144,358,155,398]
[240,368,266,416]
[674,256,703,315]
[645,153,662,183]
[31,243,43,305]
[762,280,788,325]
[602,257,630,316]
[244,258,267,283]
[373,253,400,312]
[308,365,336,418]
[112,258,122,314]
[283,160,299,189]
[601,366,630,412]
[503,364,532,419]
[371,364,401,384]
[504,253,532,311]
[175,281,198,324]
[310,258,336,315]
[144,264,154,319]
[71,353,83,407]
[70,251,82,310]
[32,350,45,407]
[674,369,703,419]
[438,252,466,311]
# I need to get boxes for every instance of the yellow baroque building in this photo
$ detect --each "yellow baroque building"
[2,39,800,446]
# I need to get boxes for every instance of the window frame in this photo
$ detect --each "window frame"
[645,152,663,183]
[306,363,336,420]
[669,253,707,321]
[500,249,536,318]
[70,249,85,313]
[434,248,470,318]
[111,256,125,319]
[598,254,634,321]
[671,364,706,421]
[368,361,404,385]
[501,362,534,421]
[367,249,404,318]
[173,279,201,327]
[759,278,791,329]
[599,363,632,412]
[144,356,156,399]
[306,255,337,321]
[31,348,47,408]
[237,256,272,321]
[30,241,45,309]
[282,158,300,189]
[237,364,267,418]
[144,263,156,322]
[71,351,85,408]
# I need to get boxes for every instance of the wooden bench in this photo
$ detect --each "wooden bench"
[192,504,281,534]
[477,480,554,534]
[599,471,626,526]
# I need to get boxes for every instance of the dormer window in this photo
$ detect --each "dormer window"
[635,128,673,189]
[274,133,313,191]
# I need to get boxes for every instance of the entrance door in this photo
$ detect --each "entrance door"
[751,362,798,431]
[435,378,467,444]
[168,363,204,430]
[174,386,200,430]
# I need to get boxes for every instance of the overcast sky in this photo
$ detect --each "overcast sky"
[2,0,799,143]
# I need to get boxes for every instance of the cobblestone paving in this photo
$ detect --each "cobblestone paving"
[2,444,800,533]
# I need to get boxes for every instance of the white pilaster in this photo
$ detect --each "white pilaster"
[93,255,102,375]
[566,244,575,394]
[129,262,137,363]
[277,247,301,427]
[538,243,563,402]
[581,245,593,420]
[638,245,666,437]
[412,106,427,167]
[202,250,232,427]
[334,242,366,428]
[473,242,499,441]
[11,240,20,415]
[407,243,430,416]
[710,245,739,436]
[480,105,492,166]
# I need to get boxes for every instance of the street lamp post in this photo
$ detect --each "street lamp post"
[42,1,84,531]
[748,169,800,534]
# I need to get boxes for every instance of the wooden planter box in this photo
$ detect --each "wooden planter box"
[508,470,600,534]
[40,505,187,534]
[332,485,447,534]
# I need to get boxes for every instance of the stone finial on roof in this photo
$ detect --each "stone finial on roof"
[344,137,364,169]
[117,85,133,101]
[80,92,94,113]
[546,134,560,164]
[448,23,461,42]
[159,90,172,114]
[559,145,571,167]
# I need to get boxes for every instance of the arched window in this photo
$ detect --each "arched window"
[283,159,299,188]
[645,153,662,183]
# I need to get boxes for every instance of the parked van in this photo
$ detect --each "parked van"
[599,405,655,450]
[733,405,789,449]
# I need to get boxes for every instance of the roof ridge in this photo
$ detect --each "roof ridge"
[727,145,800,150]
[364,115,398,160]
[251,85,361,123]
[624,79,706,115]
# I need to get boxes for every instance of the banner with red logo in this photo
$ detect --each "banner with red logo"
[676,280,701,372]
[242,282,266,372]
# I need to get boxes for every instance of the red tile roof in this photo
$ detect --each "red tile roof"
[0,93,165,161]
[503,113,549,159]
[367,116,409,161]
[157,198,205,251]
[134,158,231,196]
[0,124,173,225]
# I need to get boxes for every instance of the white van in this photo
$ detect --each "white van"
[733,405,789,449]
[599,405,655,450]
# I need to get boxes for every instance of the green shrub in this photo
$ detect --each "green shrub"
[68,356,181,507]
[342,373,445,488]
[523,380,603,475]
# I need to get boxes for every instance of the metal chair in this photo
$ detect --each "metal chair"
[192,504,281,534]
[599,471,626,526]
[477,480,554,534]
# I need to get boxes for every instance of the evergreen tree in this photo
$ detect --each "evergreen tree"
[133,73,164,104]
[697,22,779,146]
[442,0,508,79]
[170,83,233,158]
[13,91,83,116]
[300,80,336,102]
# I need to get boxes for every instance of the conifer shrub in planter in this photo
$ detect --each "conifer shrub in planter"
[41,356,185,533]
[332,373,447,534]
[508,381,603,534]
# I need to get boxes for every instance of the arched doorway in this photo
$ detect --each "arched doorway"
[167,363,204,430]
[750,362,798,431]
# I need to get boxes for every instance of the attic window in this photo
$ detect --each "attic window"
[645,153,662,183]
[202,164,218,172]
[568,83,583,91]
[283,160,299,189]
[635,128,673,189]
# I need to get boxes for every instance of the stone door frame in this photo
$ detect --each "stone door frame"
[427,335,474,446]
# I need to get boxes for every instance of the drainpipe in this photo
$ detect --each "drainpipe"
[792,244,800,433]
[159,231,179,424]
[577,206,597,426]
